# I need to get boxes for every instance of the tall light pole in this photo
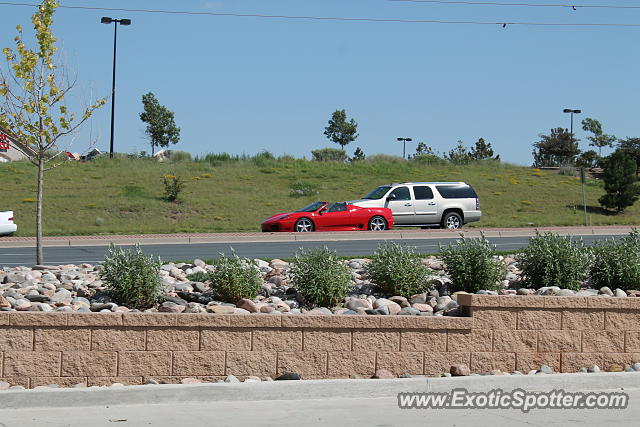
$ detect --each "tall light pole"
[563,108,581,138]
[397,137,412,159]
[101,17,131,159]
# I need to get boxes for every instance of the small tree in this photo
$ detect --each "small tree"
[350,146,365,162]
[532,128,580,167]
[599,149,640,213]
[575,150,600,169]
[446,140,471,165]
[618,137,640,177]
[470,137,495,160]
[323,109,358,151]
[139,92,180,156]
[581,118,616,156]
[0,0,106,264]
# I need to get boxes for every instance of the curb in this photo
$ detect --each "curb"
[0,372,638,410]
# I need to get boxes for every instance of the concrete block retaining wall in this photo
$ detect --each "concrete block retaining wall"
[1,295,639,388]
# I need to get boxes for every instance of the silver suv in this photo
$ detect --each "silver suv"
[349,182,481,229]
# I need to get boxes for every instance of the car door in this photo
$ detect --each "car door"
[412,185,438,224]
[319,202,350,229]
[384,186,415,224]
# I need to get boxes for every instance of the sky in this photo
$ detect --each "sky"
[1,0,639,165]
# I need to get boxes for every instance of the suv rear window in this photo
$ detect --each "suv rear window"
[435,185,477,199]
[413,186,434,200]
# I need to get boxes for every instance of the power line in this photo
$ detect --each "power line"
[0,1,639,27]
[388,0,640,10]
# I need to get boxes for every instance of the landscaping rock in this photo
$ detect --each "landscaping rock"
[450,364,470,376]
[372,369,395,379]
[275,372,301,381]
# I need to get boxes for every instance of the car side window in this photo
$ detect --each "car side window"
[389,186,410,201]
[327,202,347,213]
[413,186,434,200]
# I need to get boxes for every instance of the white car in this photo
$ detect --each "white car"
[0,211,17,235]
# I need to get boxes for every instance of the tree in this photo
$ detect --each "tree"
[599,150,640,213]
[470,137,495,160]
[0,0,106,264]
[323,109,358,151]
[532,128,580,167]
[575,150,600,169]
[139,92,180,156]
[350,146,365,162]
[446,140,472,165]
[581,117,616,156]
[618,137,640,177]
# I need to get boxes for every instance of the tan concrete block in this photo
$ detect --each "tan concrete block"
[424,352,470,376]
[146,328,199,351]
[587,297,634,309]
[226,351,277,377]
[379,316,472,330]
[493,331,537,352]
[626,332,640,352]
[118,351,171,376]
[544,297,588,309]
[304,330,351,351]
[562,310,604,330]
[142,376,184,384]
[376,352,424,376]
[35,328,90,351]
[561,353,603,373]
[606,312,640,331]
[123,313,176,327]
[176,314,229,327]
[471,352,516,373]
[0,377,29,388]
[538,330,581,352]
[87,377,144,386]
[472,309,516,330]
[228,315,281,328]
[3,351,61,376]
[0,328,33,351]
[602,353,640,368]
[327,351,376,377]
[253,329,302,351]
[31,377,86,388]
[67,313,123,326]
[516,352,561,373]
[447,330,492,352]
[201,328,251,351]
[9,313,66,327]
[517,310,561,330]
[498,296,546,308]
[282,315,380,329]
[61,351,117,376]
[277,352,327,377]
[353,331,399,351]
[462,295,500,307]
[172,351,225,376]
[582,331,624,353]
[91,328,146,351]
[0,313,9,326]
[401,331,446,352]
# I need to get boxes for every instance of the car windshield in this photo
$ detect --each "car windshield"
[363,186,391,200]
[296,202,327,212]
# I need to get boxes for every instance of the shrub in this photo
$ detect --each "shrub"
[186,271,208,282]
[311,147,347,162]
[206,252,262,303]
[101,244,163,309]
[410,153,447,165]
[516,232,590,290]
[167,150,192,162]
[366,242,432,297]
[290,180,319,197]
[599,149,640,213]
[365,153,405,163]
[290,247,352,307]
[589,230,640,291]
[163,174,184,202]
[439,234,506,293]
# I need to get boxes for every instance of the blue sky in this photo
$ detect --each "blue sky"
[1,0,638,165]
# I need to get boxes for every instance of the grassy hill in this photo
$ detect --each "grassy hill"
[1,153,638,236]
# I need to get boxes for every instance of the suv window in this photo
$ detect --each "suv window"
[389,186,411,201]
[413,186,434,200]
[435,185,478,199]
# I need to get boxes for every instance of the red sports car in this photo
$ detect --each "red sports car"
[261,201,394,232]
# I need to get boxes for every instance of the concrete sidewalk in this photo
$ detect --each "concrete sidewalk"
[0,226,635,248]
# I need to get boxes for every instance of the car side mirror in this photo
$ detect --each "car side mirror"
[386,194,396,201]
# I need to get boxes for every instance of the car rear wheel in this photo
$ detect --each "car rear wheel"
[368,216,388,231]
[294,217,314,232]
[442,212,463,230]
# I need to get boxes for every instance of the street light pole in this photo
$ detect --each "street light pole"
[101,17,131,159]
[397,137,412,159]
[563,108,581,139]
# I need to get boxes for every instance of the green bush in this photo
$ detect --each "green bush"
[439,234,506,293]
[101,244,163,309]
[206,253,262,303]
[167,150,192,162]
[163,173,184,202]
[290,180,319,197]
[311,147,347,162]
[516,232,590,290]
[186,271,208,282]
[589,230,640,291]
[290,247,352,307]
[366,242,432,297]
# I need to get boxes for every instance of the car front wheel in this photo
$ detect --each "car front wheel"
[368,216,388,231]
[442,212,463,230]
[294,217,314,232]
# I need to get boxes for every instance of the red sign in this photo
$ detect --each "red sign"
[0,132,9,150]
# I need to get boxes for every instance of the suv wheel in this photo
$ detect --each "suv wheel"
[368,216,388,231]
[442,212,463,230]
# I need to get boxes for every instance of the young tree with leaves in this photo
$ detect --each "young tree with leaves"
[618,137,640,177]
[599,149,640,213]
[323,109,358,151]
[0,0,106,264]
[139,92,180,156]
[581,118,616,156]
[446,140,472,165]
[470,137,495,160]
[532,128,580,167]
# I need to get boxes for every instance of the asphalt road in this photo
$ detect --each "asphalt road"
[0,234,624,266]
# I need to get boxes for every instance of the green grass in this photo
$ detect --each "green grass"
[1,156,638,237]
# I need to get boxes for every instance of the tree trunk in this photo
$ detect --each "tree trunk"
[36,156,44,265]
[151,141,155,157]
